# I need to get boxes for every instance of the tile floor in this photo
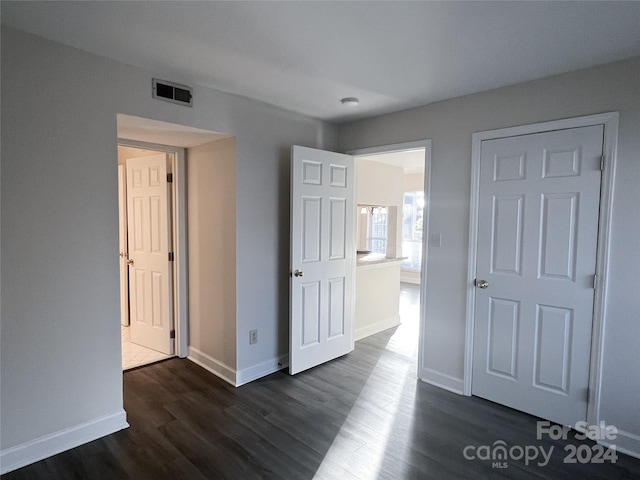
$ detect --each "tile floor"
[121,325,171,370]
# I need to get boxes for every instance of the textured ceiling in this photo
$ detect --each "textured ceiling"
[2,1,639,123]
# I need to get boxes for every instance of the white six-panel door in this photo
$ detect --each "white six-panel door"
[126,154,174,355]
[290,146,355,375]
[472,125,603,426]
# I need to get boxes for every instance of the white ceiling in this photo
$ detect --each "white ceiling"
[2,1,639,123]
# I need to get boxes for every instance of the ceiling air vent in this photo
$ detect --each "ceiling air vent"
[152,78,193,107]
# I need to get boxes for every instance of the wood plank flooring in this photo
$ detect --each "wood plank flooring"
[4,286,640,479]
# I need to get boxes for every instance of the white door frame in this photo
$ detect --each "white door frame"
[347,139,432,377]
[117,138,188,358]
[118,164,130,326]
[464,112,619,428]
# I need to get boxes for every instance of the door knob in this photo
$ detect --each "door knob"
[294,269,304,277]
[126,259,134,266]
[476,279,489,289]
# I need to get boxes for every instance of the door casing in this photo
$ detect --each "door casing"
[464,112,619,429]
[118,138,188,358]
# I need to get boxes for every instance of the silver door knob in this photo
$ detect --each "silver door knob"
[126,259,134,266]
[476,279,489,289]
[294,269,304,277]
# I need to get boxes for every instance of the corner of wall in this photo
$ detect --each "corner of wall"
[418,367,464,395]
[187,137,238,371]
[235,354,289,387]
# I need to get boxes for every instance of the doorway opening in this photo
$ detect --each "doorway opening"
[117,143,182,370]
[116,113,236,384]
[349,140,432,364]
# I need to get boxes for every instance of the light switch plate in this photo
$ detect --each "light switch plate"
[430,233,442,247]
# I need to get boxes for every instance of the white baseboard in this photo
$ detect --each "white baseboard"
[419,367,464,395]
[0,410,128,475]
[400,273,421,284]
[236,354,288,386]
[598,428,640,460]
[188,347,237,386]
[355,315,401,341]
[188,348,290,387]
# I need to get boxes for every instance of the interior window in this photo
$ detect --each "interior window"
[366,207,388,254]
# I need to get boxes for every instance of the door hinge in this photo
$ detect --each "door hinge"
[170,329,175,339]
[600,155,605,171]
[593,274,598,290]
[168,252,174,262]
[167,173,173,183]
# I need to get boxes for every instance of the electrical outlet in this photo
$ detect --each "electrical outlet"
[249,329,258,345]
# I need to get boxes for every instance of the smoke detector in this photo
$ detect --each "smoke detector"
[340,97,360,106]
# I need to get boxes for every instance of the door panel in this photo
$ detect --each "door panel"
[302,197,321,262]
[534,304,572,393]
[328,277,346,338]
[472,125,603,426]
[126,154,174,355]
[290,146,355,375]
[329,198,347,259]
[491,194,524,275]
[487,297,519,379]
[539,193,578,280]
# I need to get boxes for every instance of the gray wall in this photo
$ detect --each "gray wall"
[338,56,640,453]
[188,138,237,372]
[0,26,336,453]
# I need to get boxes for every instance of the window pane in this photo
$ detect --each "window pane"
[402,240,422,270]
[402,192,424,271]
[366,209,388,255]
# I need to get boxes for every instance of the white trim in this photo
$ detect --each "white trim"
[346,140,432,382]
[192,349,319,391]
[598,429,640,460]
[117,139,189,358]
[463,112,619,435]
[400,270,421,284]
[236,355,288,387]
[586,113,618,427]
[347,140,431,157]
[173,149,189,358]
[354,314,401,341]
[0,411,128,475]
[420,367,464,395]
[188,347,237,386]
[464,127,483,395]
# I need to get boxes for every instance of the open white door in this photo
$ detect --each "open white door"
[118,165,129,326]
[472,125,603,426]
[290,146,355,374]
[126,154,174,355]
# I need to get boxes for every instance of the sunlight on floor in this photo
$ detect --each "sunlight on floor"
[314,282,420,479]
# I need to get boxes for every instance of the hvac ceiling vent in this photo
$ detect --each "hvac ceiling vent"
[152,78,193,107]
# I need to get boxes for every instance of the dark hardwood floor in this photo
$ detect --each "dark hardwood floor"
[4,284,640,479]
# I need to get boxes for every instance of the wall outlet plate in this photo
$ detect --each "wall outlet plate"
[249,329,258,345]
